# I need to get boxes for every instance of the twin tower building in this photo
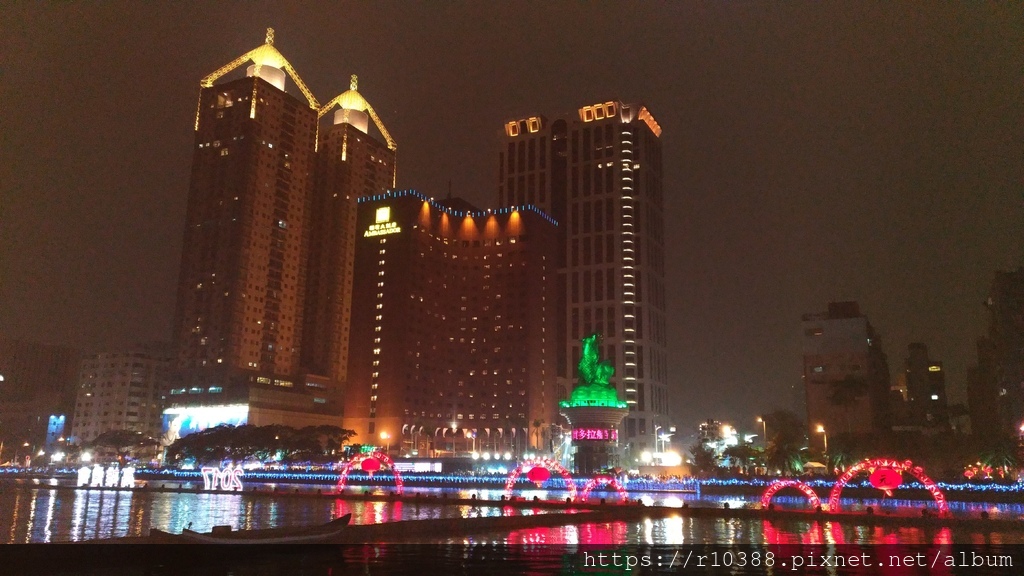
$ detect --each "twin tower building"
[168,30,668,460]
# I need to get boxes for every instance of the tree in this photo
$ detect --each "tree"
[90,430,159,463]
[979,435,1021,474]
[826,433,868,472]
[164,424,354,467]
[531,419,545,451]
[722,444,760,474]
[762,409,807,475]
[689,441,719,476]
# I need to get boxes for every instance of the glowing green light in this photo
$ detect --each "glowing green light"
[560,334,627,409]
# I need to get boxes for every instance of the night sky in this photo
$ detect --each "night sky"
[3,3,1021,438]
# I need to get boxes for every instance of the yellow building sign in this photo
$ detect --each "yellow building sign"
[365,206,401,237]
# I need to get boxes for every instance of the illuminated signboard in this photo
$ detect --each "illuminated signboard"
[572,428,619,441]
[364,206,401,237]
[162,404,249,445]
[202,466,244,491]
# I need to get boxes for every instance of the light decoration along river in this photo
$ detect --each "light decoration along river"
[828,458,950,516]
[201,466,244,491]
[760,479,821,510]
[503,457,577,500]
[336,451,405,494]
[77,464,136,488]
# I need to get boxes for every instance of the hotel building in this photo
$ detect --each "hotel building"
[344,191,558,455]
[168,30,338,438]
[302,75,396,398]
[496,101,669,456]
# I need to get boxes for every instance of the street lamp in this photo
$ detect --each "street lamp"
[816,425,827,453]
[654,425,663,453]
[756,416,767,445]
[380,431,390,454]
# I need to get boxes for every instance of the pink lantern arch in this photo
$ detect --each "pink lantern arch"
[760,479,821,510]
[827,458,949,517]
[336,451,405,495]
[580,476,628,502]
[504,458,577,501]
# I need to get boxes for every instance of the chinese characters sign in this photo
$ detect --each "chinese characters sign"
[572,428,618,441]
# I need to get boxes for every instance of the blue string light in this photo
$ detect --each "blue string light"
[357,190,558,227]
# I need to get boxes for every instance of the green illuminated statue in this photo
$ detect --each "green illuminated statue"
[560,334,627,409]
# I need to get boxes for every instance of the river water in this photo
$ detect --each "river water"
[1,479,1023,545]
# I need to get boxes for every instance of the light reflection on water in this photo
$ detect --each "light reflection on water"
[2,481,1024,545]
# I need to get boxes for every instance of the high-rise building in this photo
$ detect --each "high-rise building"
[302,75,396,395]
[496,101,668,457]
[168,30,337,438]
[0,337,81,457]
[891,343,948,433]
[968,267,1024,438]
[344,190,558,456]
[801,302,891,443]
[71,343,172,444]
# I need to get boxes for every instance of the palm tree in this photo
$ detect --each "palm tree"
[762,409,807,475]
[979,435,1021,474]
[531,419,545,451]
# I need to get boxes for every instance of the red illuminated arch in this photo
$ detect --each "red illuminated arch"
[336,451,404,495]
[504,458,577,501]
[827,458,948,517]
[580,476,628,502]
[760,479,821,509]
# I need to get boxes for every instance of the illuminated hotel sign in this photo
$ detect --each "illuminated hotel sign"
[572,428,619,441]
[364,206,402,237]
[202,466,244,491]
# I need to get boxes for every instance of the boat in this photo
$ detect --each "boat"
[149,513,352,544]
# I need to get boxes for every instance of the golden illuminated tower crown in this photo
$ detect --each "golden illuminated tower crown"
[193,28,320,130]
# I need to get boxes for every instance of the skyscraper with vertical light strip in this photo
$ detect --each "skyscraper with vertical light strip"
[497,102,668,459]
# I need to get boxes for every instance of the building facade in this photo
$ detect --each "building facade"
[70,344,172,444]
[496,101,668,457]
[968,267,1024,439]
[891,343,948,433]
[0,337,80,459]
[344,190,558,456]
[168,31,339,439]
[802,302,891,444]
[302,76,396,397]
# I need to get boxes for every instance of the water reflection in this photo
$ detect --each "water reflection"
[2,481,1024,545]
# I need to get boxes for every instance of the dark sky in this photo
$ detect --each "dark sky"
[3,3,1021,437]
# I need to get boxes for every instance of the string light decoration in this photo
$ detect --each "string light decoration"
[827,458,949,516]
[503,458,577,501]
[579,476,629,502]
[336,451,404,495]
[760,479,821,510]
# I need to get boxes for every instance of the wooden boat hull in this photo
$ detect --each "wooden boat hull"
[150,513,352,544]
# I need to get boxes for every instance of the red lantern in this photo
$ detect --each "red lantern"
[526,466,551,487]
[360,457,382,475]
[868,467,902,497]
